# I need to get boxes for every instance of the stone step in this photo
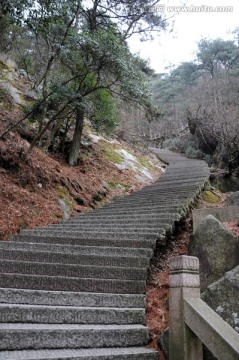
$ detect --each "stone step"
[64,217,176,226]
[85,200,191,210]
[158,173,208,180]
[0,249,150,268]
[0,288,145,308]
[155,178,207,187]
[164,169,209,176]
[112,189,199,198]
[58,225,174,236]
[70,209,185,219]
[51,214,175,223]
[38,222,173,232]
[0,242,153,258]
[43,224,173,234]
[109,189,198,200]
[162,167,208,172]
[0,347,158,359]
[104,195,197,207]
[0,274,145,293]
[103,194,195,205]
[69,207,186,220]
[0,260,147,280]
[0,304,145,325]
[0,323,149,350]
[11,235,157,249]
[19,229,164,241]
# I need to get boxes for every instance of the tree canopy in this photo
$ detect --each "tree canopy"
[151,36,239,176]
[0,0,166,164]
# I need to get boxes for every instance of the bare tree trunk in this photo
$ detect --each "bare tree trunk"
[26,102,69,157]
[68,107,84,166]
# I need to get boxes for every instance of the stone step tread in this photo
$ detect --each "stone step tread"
[0,249,150,268]
[0,323,147,329]
[36,225,173,233]
[0,260,147,280]
[68,210,184,220]
[17,231,163,241]
[11,236,157,249]
[93,197,195,207]
[69,211,184,218]
[0,347,158,360]
[21,228,165,234]
[0,324,149,350]
[0,288,145,308]
[78,203,190,210]
[0,304,145,324]
[47,218,176,226]
[102,199,195,208]
[35,224,171,230]
[93,206,190,213]
[19,232,165,242]
[0,242,153,257]
[0,274,146,294]
[47,217,174,225]
[108,190,198,198]
[105,194,197,202]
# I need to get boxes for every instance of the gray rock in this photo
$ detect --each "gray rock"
[0,81,23,105]
[157,327,169,359]
[202,266,239,333]
[192,206,239,232]
[202,266,239,360]
[225,191,239,206]
[189,215,239,291]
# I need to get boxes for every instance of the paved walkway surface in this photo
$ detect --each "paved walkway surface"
[0,149,210,359]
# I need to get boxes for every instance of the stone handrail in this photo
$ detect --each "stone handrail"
[169,255,239,360]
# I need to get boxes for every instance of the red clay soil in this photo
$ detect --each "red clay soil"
[146,219,192,359]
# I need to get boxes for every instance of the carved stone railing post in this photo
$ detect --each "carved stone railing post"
[169,255,203,360]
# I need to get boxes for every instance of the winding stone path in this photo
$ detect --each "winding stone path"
[0,149,210,359]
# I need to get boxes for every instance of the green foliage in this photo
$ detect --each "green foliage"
[1,0,165,165]
[163,136,206,160]
[163,137,185,152]
[23,100,43,122]
[197,38,239,76]
[91,89,117,133]
[185,145,205,160]
[138,157,154,172]
[107,181,130,191]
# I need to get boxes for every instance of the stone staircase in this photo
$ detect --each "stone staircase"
[0,149,210,359]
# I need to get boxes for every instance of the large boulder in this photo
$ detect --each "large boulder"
[202,266,239,333]
[202,266,239,360]
[189,215,239,291]
[225,191,239,206]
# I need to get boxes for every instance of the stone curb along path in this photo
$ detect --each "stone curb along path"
[0,149,210,359]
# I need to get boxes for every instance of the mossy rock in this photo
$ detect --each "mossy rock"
[100,141,124,164]
[202,190,221,204]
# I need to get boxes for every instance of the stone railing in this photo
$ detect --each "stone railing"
[169,255,239,360]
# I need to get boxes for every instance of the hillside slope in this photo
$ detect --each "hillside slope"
[0,59,163,240]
